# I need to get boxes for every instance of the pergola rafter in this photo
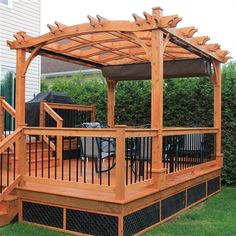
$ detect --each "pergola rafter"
[7,8,230,68]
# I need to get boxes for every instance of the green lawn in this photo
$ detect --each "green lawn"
[0,187,235,236]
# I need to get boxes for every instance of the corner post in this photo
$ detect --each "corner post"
[15,49,26,128]
[107,80,117,128]
[151,7,166,188]
[0,98,4,141]
[17,129,26,186]
[115,126,126,200]
[213,61,223,167]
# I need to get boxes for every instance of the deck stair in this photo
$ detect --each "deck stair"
[0,195,19,226]
[2,139,59,172]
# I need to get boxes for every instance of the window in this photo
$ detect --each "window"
[0,66,15,106]
[0,66,16,131]
[0,0,9,5]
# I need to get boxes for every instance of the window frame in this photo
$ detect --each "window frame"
[0,0,12,7]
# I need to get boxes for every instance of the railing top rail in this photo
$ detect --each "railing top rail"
[125,129,158,138]
[23,127,117,137]
[163,127,218,136]
[0,128,22,153]
[45,102,96,111]
[43,102,63,124]
[0,97,16,117]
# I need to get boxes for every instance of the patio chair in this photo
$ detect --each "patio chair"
[78,122,116,173]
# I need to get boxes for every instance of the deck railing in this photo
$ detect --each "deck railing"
[0,97,16,140]
[162,128,218,174]
[40,102,96,128]
[0,128,22,196]
[0,126,219,200]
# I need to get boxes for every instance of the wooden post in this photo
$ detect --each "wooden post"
[15,49,26,128]
[115,126,126,200]
[0,98,4,141]
[57,120,63,166]
[91,105,96,122]
[151,7,166,188]
[39,101,46,127]
[213,61,223,167]
[17,130,26,186]
[107,80,117,128]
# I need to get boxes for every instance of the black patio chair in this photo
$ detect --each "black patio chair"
[78,122,116,173]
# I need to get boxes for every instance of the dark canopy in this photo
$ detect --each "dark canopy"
[102,58,211,81]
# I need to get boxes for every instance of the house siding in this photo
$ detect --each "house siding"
[0,0,41,101]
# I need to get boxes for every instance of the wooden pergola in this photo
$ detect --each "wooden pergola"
[8,7,229,185]
[0,7,230,235]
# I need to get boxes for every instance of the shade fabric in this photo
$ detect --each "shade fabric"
[102,58,211,81]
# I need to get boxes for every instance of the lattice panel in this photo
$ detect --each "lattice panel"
[187,182,206,206]
[23,202,63,228]
[161,191,186,220]
[123,202,160,236]
[66,209,118,236]
[207,176,220,195]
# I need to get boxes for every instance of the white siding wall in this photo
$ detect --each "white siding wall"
[0,0,41,101]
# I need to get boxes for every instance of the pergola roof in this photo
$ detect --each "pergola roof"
[8,7,230,68]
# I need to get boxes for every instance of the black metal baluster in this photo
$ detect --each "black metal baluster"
[108,137,111,186]
[150,137,152,178]
[99,138,102,185]
[125,139,129,185]
[146,137,149,180]
[91,137,94,184]
[84,137,87,183]
[0,153,2,193]
[76,137,79,182]
[48,136,51,179]
[29,135,32,176]
[55,137,57,179]
[35,136,38,177]
[41,137,44,178]
[69,137,72,181]
[13,143,16,180]
[7,148,10,186]
[62,137,64,180]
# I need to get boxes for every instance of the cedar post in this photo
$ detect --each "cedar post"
[15,49,27,186]
[0,98,4,141]
[115,126,126,200]
[213,61,223,167]
[15,49,26,128]
[151,7,166,188]
[17,130,26,186]
[107,80,117,128]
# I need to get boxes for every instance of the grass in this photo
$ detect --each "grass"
[145,187,236,236]
[0,187,235,236]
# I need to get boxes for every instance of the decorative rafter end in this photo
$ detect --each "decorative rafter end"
[87,15,99,27]
[132,13,145,26]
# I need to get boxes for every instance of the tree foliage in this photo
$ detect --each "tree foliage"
[41,62,236,184]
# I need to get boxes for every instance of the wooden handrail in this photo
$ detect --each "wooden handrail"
[43,102,63,126]
[23,127,117,138]
[0,128,22,153]
[162,127,218,136]
[46,102,96,111]
[0,98,16,117]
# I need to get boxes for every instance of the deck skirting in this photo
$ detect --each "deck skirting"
[14,169,221,236]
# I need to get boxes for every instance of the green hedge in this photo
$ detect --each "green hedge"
[41,62,236,184]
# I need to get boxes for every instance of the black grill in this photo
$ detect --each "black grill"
[66,209,118,236]
[187,182,206,206]
[161,191,186,220]
[207,176,220,195]
[123,203,160,236]
[23,202,63,228]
